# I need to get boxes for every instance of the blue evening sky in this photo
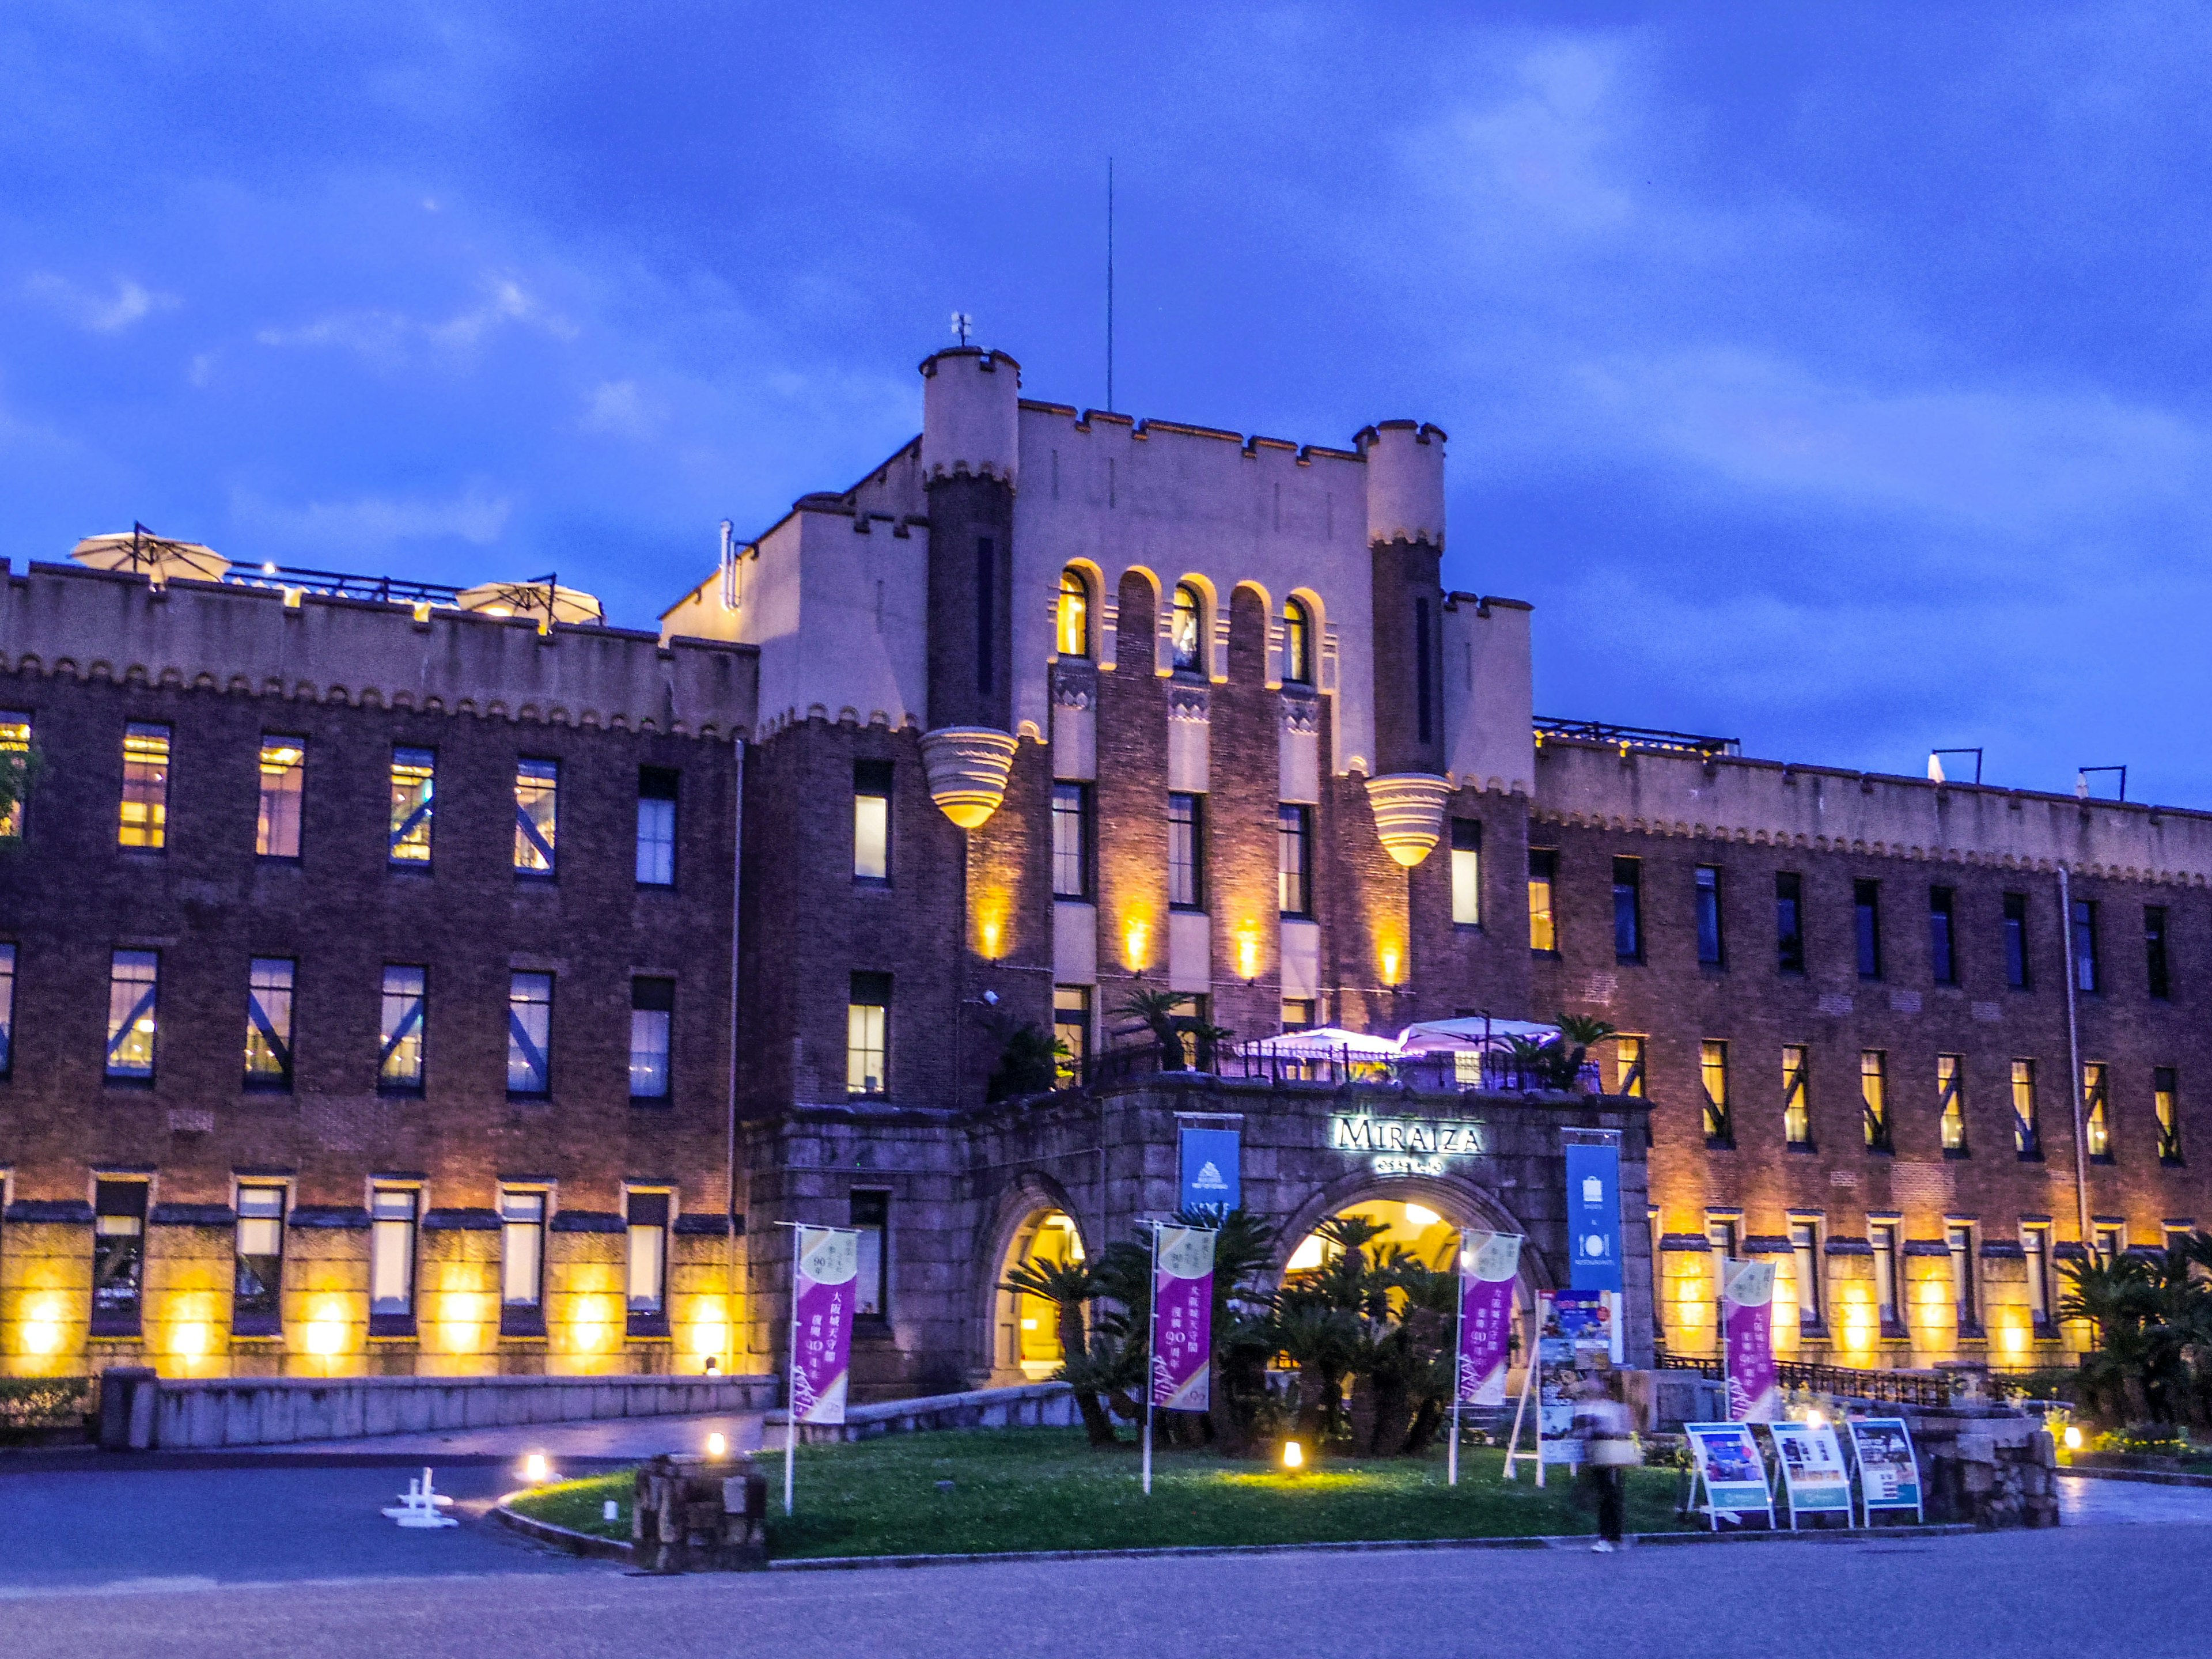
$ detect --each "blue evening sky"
[5,6,2207,800]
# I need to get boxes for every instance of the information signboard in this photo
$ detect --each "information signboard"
[1847,1416,1925,1524]
[1683,1421,1777,1530]
[1768,1421,1853,1528]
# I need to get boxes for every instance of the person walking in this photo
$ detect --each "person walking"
[1573,1374,1638,1551]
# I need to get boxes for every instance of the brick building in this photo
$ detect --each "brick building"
[2,341,2202,1393]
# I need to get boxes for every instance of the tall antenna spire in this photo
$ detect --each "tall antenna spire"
[1106,157,1115,412]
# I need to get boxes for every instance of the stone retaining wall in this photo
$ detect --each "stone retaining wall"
[1901,1406,2061,1528]
[779,1381,1077,1444]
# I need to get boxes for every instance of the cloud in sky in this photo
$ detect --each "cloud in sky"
[3,3,2211,799]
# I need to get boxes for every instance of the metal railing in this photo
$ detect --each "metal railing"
[1067,1041,1605,1096]
[1535,717,1740,759]
[225,565,464,607]
[1658,1351,1962,1407]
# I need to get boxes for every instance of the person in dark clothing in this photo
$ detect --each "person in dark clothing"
[1573,1375,1637,1551]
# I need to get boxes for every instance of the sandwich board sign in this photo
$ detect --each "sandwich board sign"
[1683,1421,1775,1531]
[1847,1416,1924,1525]
[1768,1421,1853,1529]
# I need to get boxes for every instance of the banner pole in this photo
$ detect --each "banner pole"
[1142,1224,1158,1497]
[783,1225,800,1517]
[1448,1240,1466,1487]
[1501,1291,1536,1481]
[1533,1293,1547,1489]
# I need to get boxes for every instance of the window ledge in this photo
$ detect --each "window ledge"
[1942,1148,1972,1161]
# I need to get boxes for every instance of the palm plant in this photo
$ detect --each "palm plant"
[1109,990,1232,1072]
[1551,1013,1619,1093]
[998,1255,1118,1445]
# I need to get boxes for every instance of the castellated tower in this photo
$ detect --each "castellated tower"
[1358,419,1453,866]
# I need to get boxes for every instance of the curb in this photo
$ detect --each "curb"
[0,1449,642,1475]
[491,1494,637,1563]
[2059,1464,2212,1490]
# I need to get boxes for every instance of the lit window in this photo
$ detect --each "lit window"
[1528,851,1557,952]
[1695,866,1724,965]
[379,965,426,1093]
[105,949,158,1082]
[256,738,305,858]
[1701,1040,1731,1146]
[630,977,673,1101]
[1052,783,1091,900]
[0,711,32,838]
[2083,1062,2111,1160]
[1790,1221,1823,1330]
[507,972,553,1096]
[501,1190,546,1312]
[514,759,558,874]
[1775,872,1805,974]
[2011,1059,2040,1158]
[851,1190,889,1317]
[1612,858,1642,962]
[233,1185,286,1336]
[1783,1045,1811,1147]
[1056,570,1090,658]
[1948,1224,1980,1333]
[1861,1050,1891,1152]
[2071,899,2100,993]
[626,1192,668,1323]
[1281,805,1313,918]
[1171,583,1203,673]
[1054,986,1091,1086]
[370,1188,417,1318]
[1450,820,1480,926]
[1282,599,1313,685]
[2156,1067,2182,1164]
[1614,1035,1646,1098]
[1929,887,1957,985]
[119,723,170,849]
[1938,1054,1967,1154]
[1855,880,1883,979]
[388,748,435,864]
[0,942,14,1077]
[1281,998,1317,1032]
[848,972,889,1097]
[2094,1224,2123,1263]
[637,768,677,886]
[1168,793,1203,910]
[244,957,296,1090]
[93,1180,149,1334]
[854,760,892,884]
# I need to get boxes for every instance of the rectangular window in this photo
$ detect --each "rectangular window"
[0,711,29,838]
[2146,906,2171,999]
[851,1190,889,1317]
[1695,866,1724,965]
[1052,783,1093,900]
[1706,1215,1740,1260]
[1054,985,1091,1086]
[92,1180,149,1334]
[1612,858,1642,962]
[1281,997,1317,1032]
[2094,1224,2123,1263]
[0,941,14,1077]
[379,965,426,1094]
[501,1190,546,1310]
[1854,880,1883,979]
[2023,1224,2052,1328]
[105,949,158,1082]
[1168,793,1204,909]
[2156,1067,2182,1165]
[369,1188,417,1319]
[1528,850,1558,952]
[1782,1044,1812,1147]
[626,1191,668,1322]
[233,1185,286,1336]
[1700,1039,1732,1147]
[244,957,296,1090]
[1938,1054,1967,1154]
[1790,1221,1824,1330]
[1277,804,1315,917]
[2083,1062,2111,1160]
[637,768,678,886]
[1948,1224,1979,1334]
[1929,887,1957,985]
[2011,1059,2041,1158]
[1775,873,1805,974]
[389,747,435,865]
[630,977,674,1101]
[256,738,305,858]
[1861,1050,1891,1152]
[848,971,889,1097]
[118,722,170,849]
[514,759,559,874]
[854,759,892,883]
[1615,1035,1646,1099]
[506,971,553,1097]
[1871,1223,1900,1330]
[2071,899,2099,993]
[1450,819,1482,926]
[2003,892,2030,988]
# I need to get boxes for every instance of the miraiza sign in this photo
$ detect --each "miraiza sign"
[1328,1112,1488,1177]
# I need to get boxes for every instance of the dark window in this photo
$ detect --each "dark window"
[1168,793,1204,910]
[848,971,890,1097]
[2003,892,2030,988]
[975,536,995,694]
[1776,873,1805,975]
[2071,899,2099,993]
[92,1180,149,1335]
[1929,887,1957,985]
[1052,783,1092,900]
[1949,1225,1979,1334]
[854,760,892,885]
[851,1190,890,1317]
[501,1190,546,1313]
[630,977,673,1101]
[2156,1067,2183,1165]
[506,971,553,1097]
[1282,599,1313,685]
[2024,1225,2052,1328]
[2146,906,2171,999]
[1414,596,1433,744]
[1280,805,1314,917]
[1791,1222,1823,1329]
[1854,880,1883,979]
[1872,1224,1901,1331]
[370,1188,417,1320]
[1695,866,1724,965]
[637,768,678,886]
[626,1192,669,1327]
[0,941,15,1077]
[1612,858,1642,962]
[233,1185,286,1336]
[1528,850,1558,952]
[1053,986,1090,1086]
[243,957,295,1091]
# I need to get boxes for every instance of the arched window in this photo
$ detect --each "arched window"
[1283,597,1313,685]
[1056,570,1090,658]
[1171,583,1203,673]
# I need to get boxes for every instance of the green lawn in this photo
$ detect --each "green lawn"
[508,1428,1691,1559]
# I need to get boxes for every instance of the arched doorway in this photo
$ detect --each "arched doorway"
[990,1207,1088,1384]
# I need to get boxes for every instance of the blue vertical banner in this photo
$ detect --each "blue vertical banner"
[1563,1138,1623,1292]
[1178,1127,1241,1214]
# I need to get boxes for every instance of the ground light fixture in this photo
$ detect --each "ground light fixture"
[2063,1425,2084,1450]
[523,1452,550,1484]
[1282,1440,1304,1471]
[707,1432,728,1457]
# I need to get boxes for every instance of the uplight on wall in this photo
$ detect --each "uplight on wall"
[1235,924,1262,984]
[690,1321,729,1359]
[170,1321,210,1359]
[1376,937,1404,987]
[1123,915,1152,974]
[22,1297,65,1355]
[707,1432,728,1457]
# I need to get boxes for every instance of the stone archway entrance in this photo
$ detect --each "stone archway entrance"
[987,1206,1088,1385]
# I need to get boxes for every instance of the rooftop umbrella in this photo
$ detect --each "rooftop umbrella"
[70,524,229,585]
[454,575,603,631]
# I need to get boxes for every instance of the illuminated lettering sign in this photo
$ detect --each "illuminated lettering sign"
[1328,1113,1487,1177]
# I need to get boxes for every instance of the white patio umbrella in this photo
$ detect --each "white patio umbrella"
[70,525,229,585]
[455,577,604,630]
[1393,1016,1562,1053]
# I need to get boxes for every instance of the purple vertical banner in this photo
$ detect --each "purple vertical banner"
[1457,1231,1522,1406]
[1150,1225,1215,1411]
[1721,1257,1779,1423]
[790,1226,857,1426]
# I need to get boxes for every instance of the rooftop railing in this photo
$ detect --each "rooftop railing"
[1535,717,1740,759]
[225,564,464,607]
[1067,1042,1605,1095]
